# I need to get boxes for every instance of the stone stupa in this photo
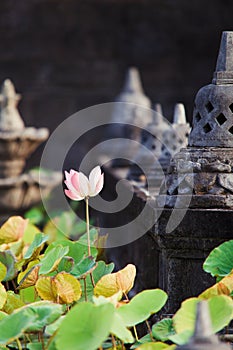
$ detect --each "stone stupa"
[0,79,61,221]
[156,31,233,313]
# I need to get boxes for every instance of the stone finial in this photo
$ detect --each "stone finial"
[112,67,152,126]
[152,103,164,125]
[159,103,190,160]
[173,103,187,124]
[122,67,144,94]
[189,31,233,148]
[154,103,163,116]
[192,301,215,340]
[213,31,233,84]
[127,111,171,186]
[176,301,231,350]
[0,79,24,131]
[108,67,152,168]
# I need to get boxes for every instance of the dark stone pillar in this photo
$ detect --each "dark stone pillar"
[157,208,233,313]
[157,31,233,313]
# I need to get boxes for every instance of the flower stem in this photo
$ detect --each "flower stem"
[90,273,96,287]
[85,197,91,256]
[16,338,22,350]
[111,333,117,349]
[145,320,154,341]
[84,277,88,301]
[133,326,139,342]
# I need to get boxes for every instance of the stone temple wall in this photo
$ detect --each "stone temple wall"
[1,0,233,166]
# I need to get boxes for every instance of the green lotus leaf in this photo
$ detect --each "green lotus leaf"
[110,311,134,344]
[39,245,69,275]
[71,256,96,279]
[0,309,35,345]
[117,289,168,327]
[203,240,233,277]
[27,342,43,350]
[57,256,74,273]
[130,334,152,349]
[172,295,233,345]
[79,260,114,301]
[0,250,17,282]
[45,240,97,264]
[21,300,64,332]
[45,316,64,336]
[24,233,49,260]
[152,318,175,341]
[56,302,114,350]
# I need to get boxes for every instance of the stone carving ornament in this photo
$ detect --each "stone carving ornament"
[161,31,233,208]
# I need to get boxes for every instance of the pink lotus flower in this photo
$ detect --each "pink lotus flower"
[64,165,104,201]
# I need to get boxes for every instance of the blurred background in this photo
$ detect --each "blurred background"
[1,0,233,166]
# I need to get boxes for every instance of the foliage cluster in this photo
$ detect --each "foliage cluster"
[0,212,232,350]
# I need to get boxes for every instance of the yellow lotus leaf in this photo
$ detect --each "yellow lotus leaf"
[94,264,136,297]
[199,274,233,299]
[94,272,118,297]
[116,264,136,294]
[2,291,24,314]
[0,262,7,282]
[51,272,82,304]
[35,276,55,302]
[17,260,40,289]
[0,240,24,259]
[8,239,24,259]
[0,216,28,244]
[93,291,123,307]
[106,290,123,307]
[0,283,7,309]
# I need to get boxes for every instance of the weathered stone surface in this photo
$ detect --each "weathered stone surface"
[208,186,226,195]
[192,173,217,194]
[177,159,201,173]
[166,174,179,195]
[218,173,233,193]
[165,172,218,198]
[157,208,233,313]
[174,147,233,168]
[202,159,231,172]
[158,193,233,209]
[166,147,233,197]
[177,174,194,194]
